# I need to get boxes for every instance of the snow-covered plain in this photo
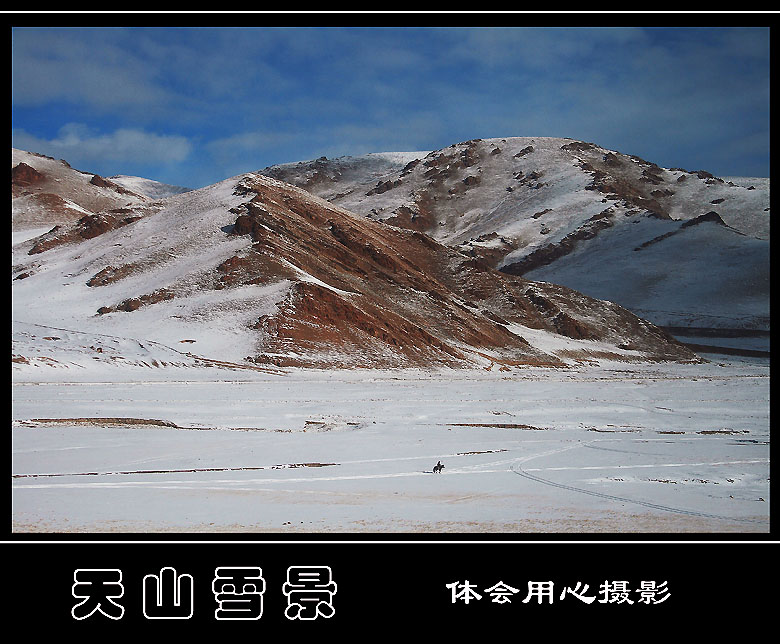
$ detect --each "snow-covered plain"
[12,341,769,534]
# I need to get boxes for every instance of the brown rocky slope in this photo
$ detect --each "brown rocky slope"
[13,165,699,369]
[259,137,769,334]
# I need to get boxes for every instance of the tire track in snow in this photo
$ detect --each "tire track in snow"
[12,441,769,528]
[11,448,515,480]
[12,469,506,489]
[509,443,769,526]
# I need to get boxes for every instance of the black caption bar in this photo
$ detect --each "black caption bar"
[6,542,770,635]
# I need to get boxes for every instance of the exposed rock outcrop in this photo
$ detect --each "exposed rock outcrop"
[28,212,141,255]
[12,162,45,188]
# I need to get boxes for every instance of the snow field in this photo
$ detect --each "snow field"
[12,357,769,533]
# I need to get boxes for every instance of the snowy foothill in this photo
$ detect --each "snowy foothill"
[12,335,769,533]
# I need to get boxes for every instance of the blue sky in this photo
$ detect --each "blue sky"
[11,24,770,189]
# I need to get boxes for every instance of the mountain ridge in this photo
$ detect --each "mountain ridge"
[258,136,769,332]
[12,150,700,370]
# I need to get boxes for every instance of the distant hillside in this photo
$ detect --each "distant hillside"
[12,148,161,243]
[108,175,192,200]
[260,137,770,332]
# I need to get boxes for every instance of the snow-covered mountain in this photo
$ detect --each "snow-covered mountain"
[11,145,769,538]
[108,174,192,200]
[11,148,163,245]
[12,152,698,371]
[260,137,769,333]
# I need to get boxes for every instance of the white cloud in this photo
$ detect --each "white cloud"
[12,123,193,166]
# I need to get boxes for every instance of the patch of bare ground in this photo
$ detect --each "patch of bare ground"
[457,449,509,455]
[28,211,142,255]
[181,355,286,375]
[97,287,175,314]
[697,429,750,435]
[22,417,181,428]
[86,263,142,286]
[15,418,277,432]
[12,355,64,367]
[553,349,640,362]
[12,462,339,479]
[446,423,546,430]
